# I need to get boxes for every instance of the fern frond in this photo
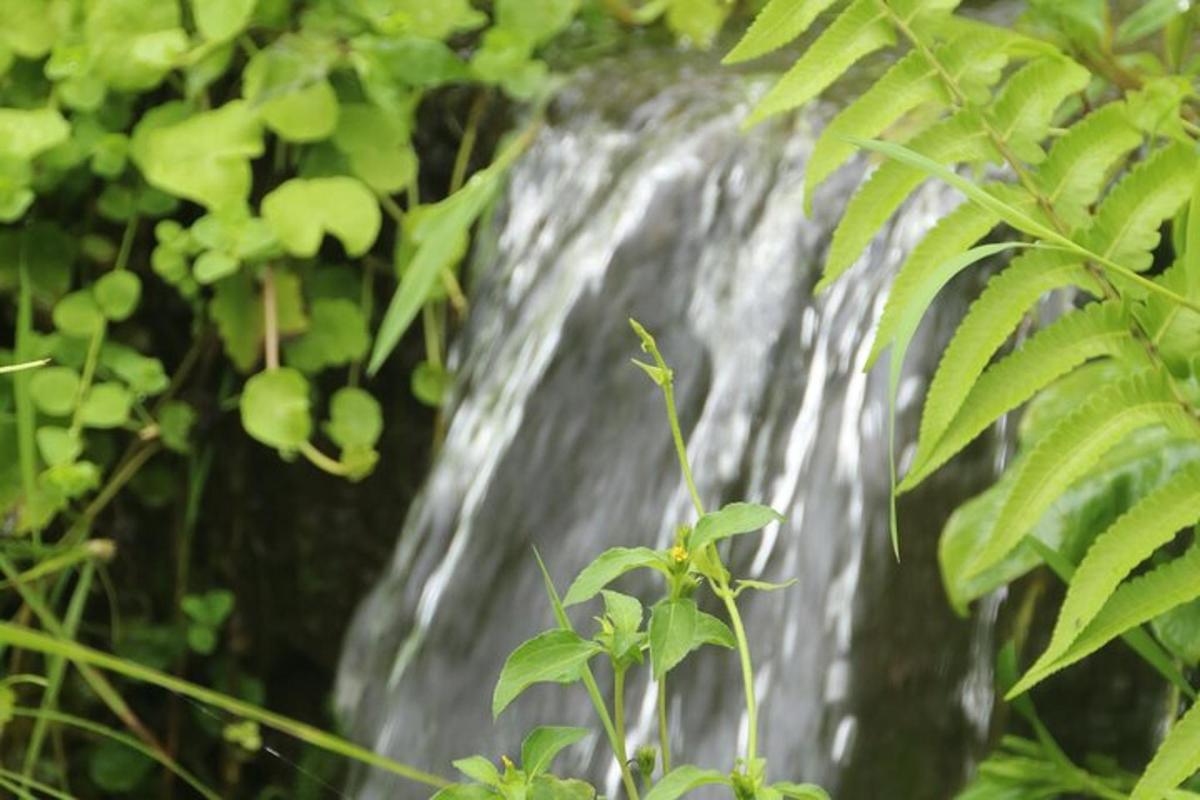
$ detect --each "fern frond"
[1012,540,1200,697]
[1011,461,1200,696]
[964,371,1200,580]
[805,32,1010,206]
[988,56,1091,163]
[907,303,1141,488]
[745,0,896,127]
[1035,102,1143,228]
[1132,692,1200,800]
[1086,141,1200,271]
[723,0,843,64]
[901,250,1097,490]
[1135,264,1200,373]
[816,111,993,289]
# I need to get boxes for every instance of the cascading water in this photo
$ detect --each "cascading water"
[335,53,1006,800]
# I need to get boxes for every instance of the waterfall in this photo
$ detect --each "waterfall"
[335,51,1004,800]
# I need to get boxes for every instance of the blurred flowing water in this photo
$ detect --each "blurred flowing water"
[335,54,1008,799]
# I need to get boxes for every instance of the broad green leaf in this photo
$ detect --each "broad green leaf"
[261,177,381,257]
[93,271,141,321]
[36,426,81,467]
[80,383,132,428]
[666,0,728,47]
[694,611,735,649]
[453,756,500,786]
[0,108,70,160]
[431,785,498,800]
[492,630,601,718]
[1116,0,1184,44]
[644,765,730,800]
[241,33,340,140]
[562,547,665,607]
[744,0,894,126]
[333,104,417,194]
[773,783,830,800]
[649,599,698,678]
[723,0,840,64]
[194,251,239,284]
[391,0,486,39]
[30,367,80,416]
[690,502,783,552]
[529,776,595,800]
[239,368,311,451]
[902,250,1093,492]
[158,401,196,453]
[369,131,528,375]
[283,299,369,372]
[1013,462,1200,695]
[412,361,452,407]
[131,101,264,212]
[521,726,589,777]
[911,302,1139,487]
[255,79,339,143]
[53,291,105,339]
[353,35,470,89]
[90,739,154,793]
[601,590,643,633]
[192,0,256,41]
[210,272,263,373]
[85,0,187,90]
[966,371,1200,580]
[1132,699,1200,800]
[495,0,580,46]
[324,387,382,450]
[1154,596,1200,667]
[0,0,63,58]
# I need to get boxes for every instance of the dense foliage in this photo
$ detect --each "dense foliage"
[733,0,1200,797]
[0,0,748,797]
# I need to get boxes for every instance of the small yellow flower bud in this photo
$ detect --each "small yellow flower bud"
[669,544,688,563]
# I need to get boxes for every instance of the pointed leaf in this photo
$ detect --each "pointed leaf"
[452,756,500,786]
[1132,699,1200,800]
[690,502,783,552]
[492,630,600,718]
[521,726,589,777]
[722,0,840,64]
[649,599,698,678]
[644,765,730,800]
[562,547,665,607]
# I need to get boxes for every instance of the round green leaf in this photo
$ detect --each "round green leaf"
[260,79,340,142]
[324,387,382,450]
[89,739,155,793]
[36,426,82,466]
[192,0,256,41]
[0,107,70,160]
[53,291,105,338]
[80,383,133,428]
[261,177,381,257]
[412,360,451,407]
[94,270,142,321]
[240,367,312,450]
[333,104,417,193]
[30,366,80,416]
[193,250,240,284]
[282,299,369,372]
[158,400,196,453]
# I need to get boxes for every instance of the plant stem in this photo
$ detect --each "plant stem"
[656,678,671,774]
[262,264,279,370]
[717,584,758,763]
[613,667,632,777]
[69,324,106,438]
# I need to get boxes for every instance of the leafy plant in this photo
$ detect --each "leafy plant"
[0,0,753,796]
[430,321,827,800]
[728,0,1200,797]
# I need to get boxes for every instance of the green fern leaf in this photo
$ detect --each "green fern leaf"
[1085,141,1200,271]
[868,199,1000,367]
[1135,264,1200,373]
[1132,695,1200,800]
[988,56,1091,163]
[1012,461,1200,696]
[901,250,1097,490]
[908,302,1141,487]
[817,112,993,290]
[723,0,843,64]
[744,0,895,127]
[1035,102,1142,229]
[1012,541,1200,696]
[805,32,1010,207]
[964,371,1200,580]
